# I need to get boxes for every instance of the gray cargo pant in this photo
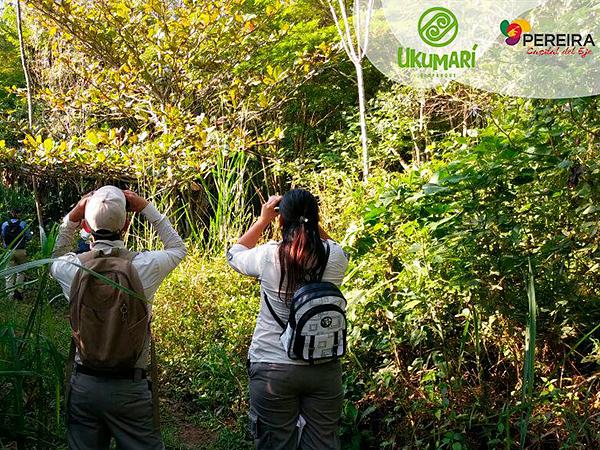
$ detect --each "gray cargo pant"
[248,361,343,450]
[67,372,164,450]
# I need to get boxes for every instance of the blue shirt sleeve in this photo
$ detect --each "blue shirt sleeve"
[20,221,31,240]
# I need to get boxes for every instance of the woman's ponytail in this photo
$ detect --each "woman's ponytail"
[277,190,327,302]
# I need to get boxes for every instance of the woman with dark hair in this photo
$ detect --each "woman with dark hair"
[227,188,349,450]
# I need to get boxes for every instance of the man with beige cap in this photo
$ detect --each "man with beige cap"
[50,186,186,450]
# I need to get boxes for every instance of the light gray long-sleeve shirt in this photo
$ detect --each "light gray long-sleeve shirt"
[227,239,349,364]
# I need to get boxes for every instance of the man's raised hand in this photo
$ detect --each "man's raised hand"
[69,192,93,223]
[123,190,149,213]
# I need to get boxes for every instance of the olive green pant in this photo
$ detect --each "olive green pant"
[248,361,343,450]
[67,372,164,450]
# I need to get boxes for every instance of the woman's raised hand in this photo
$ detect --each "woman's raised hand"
[259,195,282,224]
[236,195,282,248]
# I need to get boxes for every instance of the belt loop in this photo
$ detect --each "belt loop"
[134,368,142,382]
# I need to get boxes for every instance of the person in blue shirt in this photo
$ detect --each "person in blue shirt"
[75,229,92,254]
[2,209,31,300]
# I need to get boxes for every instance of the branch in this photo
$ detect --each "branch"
[488,111,515,147]
[326,0,353,60]
[359,0,375,59]
[337,0,358,60]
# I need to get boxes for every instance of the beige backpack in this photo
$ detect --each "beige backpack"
[69,248,148,370]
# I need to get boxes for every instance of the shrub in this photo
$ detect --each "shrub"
[152,251,259,415]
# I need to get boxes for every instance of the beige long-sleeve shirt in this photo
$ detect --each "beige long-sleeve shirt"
[50,202,187,368]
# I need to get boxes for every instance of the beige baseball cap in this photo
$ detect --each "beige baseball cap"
[84,185,127,233]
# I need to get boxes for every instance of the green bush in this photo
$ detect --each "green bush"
[330,98,600,448]
[153,251,260,416]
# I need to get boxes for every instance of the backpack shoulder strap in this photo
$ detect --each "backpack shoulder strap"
[114,247,139,261]
[76,249,99,265]
[118,248,144,297]
[318,241,331,281]
[264,293,286,329]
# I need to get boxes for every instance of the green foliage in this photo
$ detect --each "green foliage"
[0,5,28,147]
[333,95,600,448]
[0,227,69,448]
[0,0,599,446]
[0,6,24,89]
[0,0,343,186]
[152,252,259,414]
[3,88,600,448]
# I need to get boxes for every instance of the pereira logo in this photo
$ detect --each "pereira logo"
[418,7,459,47]
[500,18,531,46]
[500,19,595,50]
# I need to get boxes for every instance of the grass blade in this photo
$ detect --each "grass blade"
[519,258,537,449]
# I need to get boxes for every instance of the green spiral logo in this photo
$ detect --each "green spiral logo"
[418,7,459,47]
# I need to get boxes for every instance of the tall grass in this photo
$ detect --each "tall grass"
[130,173,180,251]
[128,147,254,253]
[0,226,66,449]
[199,148,253,252]
[519,259,537,449]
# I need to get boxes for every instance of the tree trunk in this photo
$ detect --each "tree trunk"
[31,177,46,242]
[15,0,45,242]
[355,61,369,183]
[325,0,373,182]
[416,95,425,165]
[15,0,33,128]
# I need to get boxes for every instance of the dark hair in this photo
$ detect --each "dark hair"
[277,189,327,301]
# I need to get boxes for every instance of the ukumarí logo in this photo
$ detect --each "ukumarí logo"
[500,18,595,54]
[418,7,458,48]
[398,7,477,73]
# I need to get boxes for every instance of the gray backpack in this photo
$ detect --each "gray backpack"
[265,243,347,363]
